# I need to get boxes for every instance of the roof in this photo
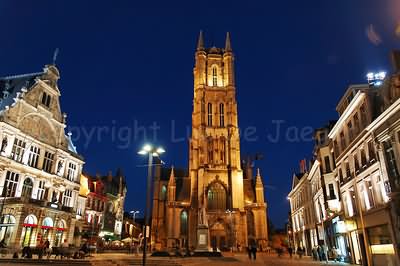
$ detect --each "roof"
[0,71,44,112]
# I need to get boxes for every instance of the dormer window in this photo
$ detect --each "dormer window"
[41,92,51,108]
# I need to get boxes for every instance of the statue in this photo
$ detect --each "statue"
[1,136,8,153]
[57,160,64,175]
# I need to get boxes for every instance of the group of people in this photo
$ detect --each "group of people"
[286,246,305,258]
[311,245,329,261]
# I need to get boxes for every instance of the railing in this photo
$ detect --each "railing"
[1,197,74,213]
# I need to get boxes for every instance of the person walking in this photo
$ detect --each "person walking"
[288,246,293,258]
[251,243,257,260]
[247,245,252,260]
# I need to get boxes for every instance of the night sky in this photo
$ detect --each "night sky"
[0,1,399,228]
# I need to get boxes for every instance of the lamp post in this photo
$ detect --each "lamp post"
[226,209,235,252]
[138,144,165,266]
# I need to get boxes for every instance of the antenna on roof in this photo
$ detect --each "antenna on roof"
[52,48,59,65]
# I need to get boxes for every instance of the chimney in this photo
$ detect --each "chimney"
[391,50,400,72]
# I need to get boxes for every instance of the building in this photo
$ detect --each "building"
[151,32,269,252]
[79,171,127,244]
[0,65,84,248]
[288,166,315,256]
[288,51,400,265]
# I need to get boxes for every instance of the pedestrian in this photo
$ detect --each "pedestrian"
[288,246,293,258]
[247,245,252,259]
[251,243,257,260]
[317,245,323,261]
[61,239,69,248]
[332,246,338,262]
[37,240,44,259]
[297,246,303,259]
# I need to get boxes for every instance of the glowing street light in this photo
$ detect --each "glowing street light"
[138,144,165,266]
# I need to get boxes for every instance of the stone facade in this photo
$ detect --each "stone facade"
[151,32,269,252]
[0,65,84,248]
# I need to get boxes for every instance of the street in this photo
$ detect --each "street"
[0,252,357,266]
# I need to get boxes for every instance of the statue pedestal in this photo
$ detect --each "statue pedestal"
[195,224,209,252]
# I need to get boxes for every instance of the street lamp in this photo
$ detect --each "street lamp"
[226,209,235,252]
[138,144,165,266]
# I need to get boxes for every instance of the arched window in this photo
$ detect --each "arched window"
[219,103,224,127]
[160,185,167,201]
[212,66,218,86]
[207,182,226,211]
[21,215,37,247]
[21,178,33,199]
[207,103,213,126]
[180,210,188,236]
[247,211,255,244]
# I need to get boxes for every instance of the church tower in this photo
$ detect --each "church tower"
[151,32,268,251]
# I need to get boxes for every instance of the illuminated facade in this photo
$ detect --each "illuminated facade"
[80,171,127,242]
[289,52,400,265]
[0,65,84,248]
[152,32,268,251]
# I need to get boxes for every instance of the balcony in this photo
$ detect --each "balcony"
[0,197,75,213]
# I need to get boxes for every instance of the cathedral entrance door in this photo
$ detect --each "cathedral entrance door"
[210,222,227,251]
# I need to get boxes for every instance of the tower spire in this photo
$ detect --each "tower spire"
[168,166,176,186]
[197,30,205,51]
[225,32,232,52]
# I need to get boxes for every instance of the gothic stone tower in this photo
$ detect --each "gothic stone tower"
[188,32,268,251]
[151,32,268,251]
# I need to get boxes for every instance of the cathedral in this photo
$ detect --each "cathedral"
[151,32,268,252]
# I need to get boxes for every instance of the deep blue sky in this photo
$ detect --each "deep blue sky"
[0,0,399,228]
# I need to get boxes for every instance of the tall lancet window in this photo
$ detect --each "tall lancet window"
[207,137,214,163]
[207,103,213,126]
[212,66,218,86]
[219,103,224,127]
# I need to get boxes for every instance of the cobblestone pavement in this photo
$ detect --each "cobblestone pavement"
[0,252,356,266]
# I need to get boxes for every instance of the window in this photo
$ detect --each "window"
[11,138,26,163]
[247,211,255,237]
[324,156,331,173]
[354,156,360,173]
[347,121,353,141]
[368,142,376,162]
[37,181,45,200]
[21,178,33,199]
[334,140,339,156]
[67,162,77,181]
[41,92,51,108]
[207,182,226,210]
[361,149,367,167]
[160,185,167,201]
[207,137,213,163]
[383,141,399,184]
[180,211,188,236]
[360,104,367,127]
[207,103,213,126]
[328,184,336,200]
[219,103,224,127]
[345,162,351,179]
[3,171,19,197]
[212,66,217,86]
[62,189,73,207]
[27,146,40,168]
[340,132,346,151]
[42,151,54,173]
[354,113,360,133]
